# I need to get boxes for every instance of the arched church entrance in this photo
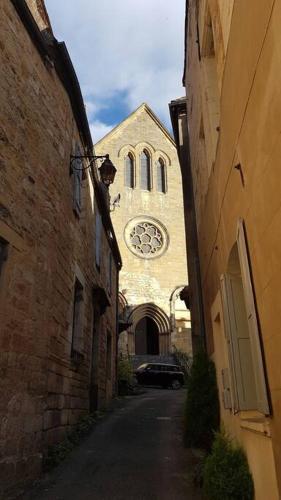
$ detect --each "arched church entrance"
[127,303,170,355]
[135,317,159,355]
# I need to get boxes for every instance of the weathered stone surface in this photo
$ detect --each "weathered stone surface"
[96,104,192,355]
[0,0,119,495]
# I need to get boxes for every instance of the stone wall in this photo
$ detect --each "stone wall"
[0,0,119,494]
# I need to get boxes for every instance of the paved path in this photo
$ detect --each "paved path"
[23,388,202,500]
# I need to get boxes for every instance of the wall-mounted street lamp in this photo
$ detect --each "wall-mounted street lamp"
[70,154,117,187]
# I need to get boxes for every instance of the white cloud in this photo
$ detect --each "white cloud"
[45,0,185,130]
[90,121,116,144]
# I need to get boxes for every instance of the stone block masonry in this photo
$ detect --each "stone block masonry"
[0,0,121,495]
[95,104,192,357]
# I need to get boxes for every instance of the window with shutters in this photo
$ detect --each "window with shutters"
[140,150,151,191]
[71,279,84,359]
[220,219,269,414]
[125,153,134,188]
[156,158,166,193]
[95,210,102,270]
[72,144,83,216]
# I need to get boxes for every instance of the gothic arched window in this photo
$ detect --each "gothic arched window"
[156,158,166,193]
[140,150,151,191]
[125,153,134,188]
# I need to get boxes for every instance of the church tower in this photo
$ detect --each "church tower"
[95,103,191,359]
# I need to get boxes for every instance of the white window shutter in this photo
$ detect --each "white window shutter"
[237,219,270,414]
[221,274,239,411]
[220,274,257,411]
[221,368,232,410]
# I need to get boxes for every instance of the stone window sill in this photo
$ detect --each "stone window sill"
[239,412,271,437]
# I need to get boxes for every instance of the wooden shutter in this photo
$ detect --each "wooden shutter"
[237,219,270,414]
[220,274,257,411]
[95,211,102,268]
[221,368,232,410]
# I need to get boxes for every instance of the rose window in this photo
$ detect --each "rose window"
[124,217,168,259]
[130,223,163,256]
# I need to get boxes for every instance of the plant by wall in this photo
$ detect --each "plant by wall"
[44,413,97,470]
[172,347,192,382]
[203,432,254,500]
[184,349,220,450]
[117,356,133,395]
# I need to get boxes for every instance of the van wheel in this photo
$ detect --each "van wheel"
[171,379,181,390]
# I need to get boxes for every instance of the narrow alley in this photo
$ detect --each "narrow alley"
[22,389,201,500]
[2,0,281,497]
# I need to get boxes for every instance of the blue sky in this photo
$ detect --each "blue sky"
[45,0,185,142]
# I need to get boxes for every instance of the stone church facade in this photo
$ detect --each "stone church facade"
[95,104,191,357]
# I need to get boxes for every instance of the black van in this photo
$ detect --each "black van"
[135,363,184,389]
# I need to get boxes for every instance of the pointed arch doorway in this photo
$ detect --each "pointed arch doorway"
[127,303,170,355]
[135,316,159,355]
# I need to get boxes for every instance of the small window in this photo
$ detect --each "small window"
[71,279,84,358]
[125,153,134,188]
[0,237,8,277]
[140,150,151,191]
[72,144,83,216]
[156,158,166,193]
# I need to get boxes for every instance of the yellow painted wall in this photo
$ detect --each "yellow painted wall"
[185,0,281,496]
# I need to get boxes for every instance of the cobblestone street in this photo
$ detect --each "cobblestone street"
[22,389,202,500]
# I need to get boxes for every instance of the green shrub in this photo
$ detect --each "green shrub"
[172,347,192,382]
[117,356,133,395]
[44,413,97,470]
[184,349,219,451]
[203,432,254,500]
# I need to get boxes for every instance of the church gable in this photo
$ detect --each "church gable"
[95,104,175,153]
